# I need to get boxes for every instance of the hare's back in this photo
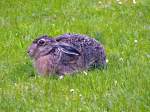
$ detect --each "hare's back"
[56,34,106,67]
[55,34,100,48]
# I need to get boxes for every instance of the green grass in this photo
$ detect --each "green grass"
[0,0,150,111]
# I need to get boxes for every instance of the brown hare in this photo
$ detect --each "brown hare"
[27,34,106,76]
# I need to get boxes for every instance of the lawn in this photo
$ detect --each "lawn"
[0,0,150,112]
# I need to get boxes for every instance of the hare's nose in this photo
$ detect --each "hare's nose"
[27,50,30,53]
[27,49,33,54]
[27,49,31,53]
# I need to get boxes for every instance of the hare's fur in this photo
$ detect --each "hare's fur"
[28,34,106,76]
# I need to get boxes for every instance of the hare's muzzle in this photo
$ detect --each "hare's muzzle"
[27,49,34,58]
[27,44,37,58]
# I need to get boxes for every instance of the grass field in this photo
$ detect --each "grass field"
[0,0,150,111]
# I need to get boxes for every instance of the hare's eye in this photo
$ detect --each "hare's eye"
[38,39,45,46]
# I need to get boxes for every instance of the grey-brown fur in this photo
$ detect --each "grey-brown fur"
[28,34,106,76]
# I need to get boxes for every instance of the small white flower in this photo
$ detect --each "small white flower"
[83,71,88,75]
[98,1,102,4]
[14,83,17,86]
[118,1,122,5]
[146,54,150,58]
[134,39,138,43]
[116,0,120,2]
[59,75,64,80]
[106,59,109,63]
[79,94,82,97]
[133,0,136,4]
[119,57,123,61]
[114,80,117,86]
[52,24,55,27]
[70,89,74,93]
[72,17,75,21]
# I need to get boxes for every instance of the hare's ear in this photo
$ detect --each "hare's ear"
[57,44,80,56]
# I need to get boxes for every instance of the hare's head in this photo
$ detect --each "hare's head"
[28,35,56,59]
[28,35,81,60]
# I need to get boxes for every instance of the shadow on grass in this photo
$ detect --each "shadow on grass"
[7,61,36,82]
[9,61,61,82]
